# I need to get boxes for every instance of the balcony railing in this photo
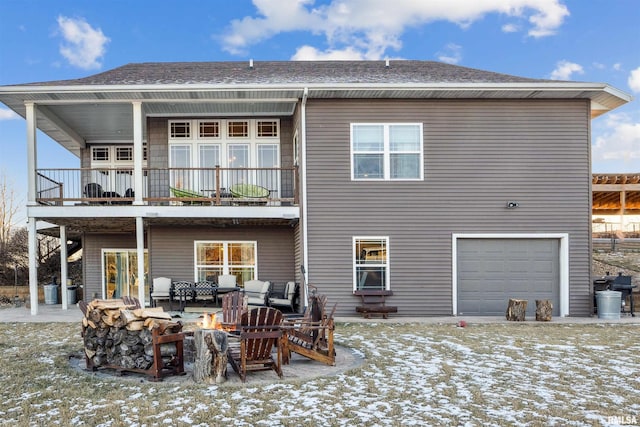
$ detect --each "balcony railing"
[35,166,299,206]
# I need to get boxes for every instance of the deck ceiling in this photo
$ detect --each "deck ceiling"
[592,174,640,212]
[38,216,298,240]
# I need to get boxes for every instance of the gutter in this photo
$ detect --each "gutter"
[301,87,309,308]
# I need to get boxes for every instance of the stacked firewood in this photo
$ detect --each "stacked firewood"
[82,299,182,371]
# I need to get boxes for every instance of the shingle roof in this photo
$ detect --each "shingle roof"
[20,60,554,86]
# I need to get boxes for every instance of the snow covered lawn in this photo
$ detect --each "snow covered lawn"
[0,322,638,426]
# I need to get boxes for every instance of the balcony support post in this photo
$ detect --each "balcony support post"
[26,102,37,206]
[132,101,144,205]
[136,216,146,305]
[28,217,38,315]
[60,225,68,310]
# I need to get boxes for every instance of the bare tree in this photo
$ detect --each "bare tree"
[0,172,23,284]
[0,171,20,251]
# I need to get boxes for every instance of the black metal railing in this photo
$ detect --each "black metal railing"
[35,166,299,206]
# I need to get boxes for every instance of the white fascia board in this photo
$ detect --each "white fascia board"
[27,205,300,219]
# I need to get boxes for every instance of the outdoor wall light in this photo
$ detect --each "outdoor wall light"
[506,201,520,209]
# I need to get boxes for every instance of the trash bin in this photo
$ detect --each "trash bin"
[596,290,621,320]
[44,284,58,305]
[66,286,78,305]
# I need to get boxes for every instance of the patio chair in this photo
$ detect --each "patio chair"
[283,293,336,366]
[227,307,284,382]
[243,279,271,306]
[171,281,194,311]
[269,281,298,312]
[220,291,249,333]
[151,277,172,309]
[193,280,217,306]
[216,274,238,303]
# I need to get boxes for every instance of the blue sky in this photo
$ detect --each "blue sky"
[0,0,639,222]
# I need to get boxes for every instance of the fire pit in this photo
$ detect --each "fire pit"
[192,312,229,384]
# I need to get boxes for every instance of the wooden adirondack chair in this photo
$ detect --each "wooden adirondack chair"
[282,293,336,366]
[227,307,284,382]
[220,291,248,333]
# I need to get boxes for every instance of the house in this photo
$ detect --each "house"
[592,173,640,237]
[0,60,631,317]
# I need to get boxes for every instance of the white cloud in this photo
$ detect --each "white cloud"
[549,60,584,80]
[502,23,519,33]
[222,0,569,59]
[628,66,640,93]
[0,108,19,120]
[292,45,365,60]
[436,43,462,64]
[593,112,640,165]
[57,16,110,70]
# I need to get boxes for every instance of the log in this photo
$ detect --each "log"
[506,298,527,321]
[535,299,552,321]
[193,329,228,384]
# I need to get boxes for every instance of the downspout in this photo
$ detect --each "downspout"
[301,87,309,308]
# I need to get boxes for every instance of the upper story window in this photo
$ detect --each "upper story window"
[228,121,249,138]
[351,123,423,180]
[116,146,133,161]
[171,121,191,138]
[257,120,278,137]
[92,147,110,162]
[199,121,220,138]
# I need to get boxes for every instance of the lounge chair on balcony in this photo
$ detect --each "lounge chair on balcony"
[229,184,269,205]
[170,187,207,205]
[84,183,107,204]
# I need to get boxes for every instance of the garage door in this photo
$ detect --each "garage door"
[457,238,559,316]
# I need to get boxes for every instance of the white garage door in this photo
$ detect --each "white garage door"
[457,238,560,316]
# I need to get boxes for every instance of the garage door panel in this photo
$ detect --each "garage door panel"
[458,238,559,316]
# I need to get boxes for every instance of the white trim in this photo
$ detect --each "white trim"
[352,236,390,291]
[451,233,570,317]
[300,87,309,305]
[193,240,258,282]
[350,123,424,181]
[101,248,149,300]
[60,225,68,310]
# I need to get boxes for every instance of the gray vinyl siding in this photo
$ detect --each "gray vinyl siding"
[304,99,592,316]
[149,226,296,285]
[82,233,138,301]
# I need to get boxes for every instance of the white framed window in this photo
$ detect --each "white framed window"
[351,123,423,180]
[92,147,110,162]
[168,119,280,193]
[102,249,149,300]
[116,146,133,161]
[257,120,278,137]
[353,237,389,291]
[199,121,220,139]
[228,121,249,138]
[170,121,191,138]
[195,241,257,286]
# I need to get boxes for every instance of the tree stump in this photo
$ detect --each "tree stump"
[505,298,527,321]
[535,299,552,321]
[193,329,228,384]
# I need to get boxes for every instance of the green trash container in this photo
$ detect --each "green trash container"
[596,290,621,320]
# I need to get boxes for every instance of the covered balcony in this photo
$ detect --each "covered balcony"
[36,166,299,206]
